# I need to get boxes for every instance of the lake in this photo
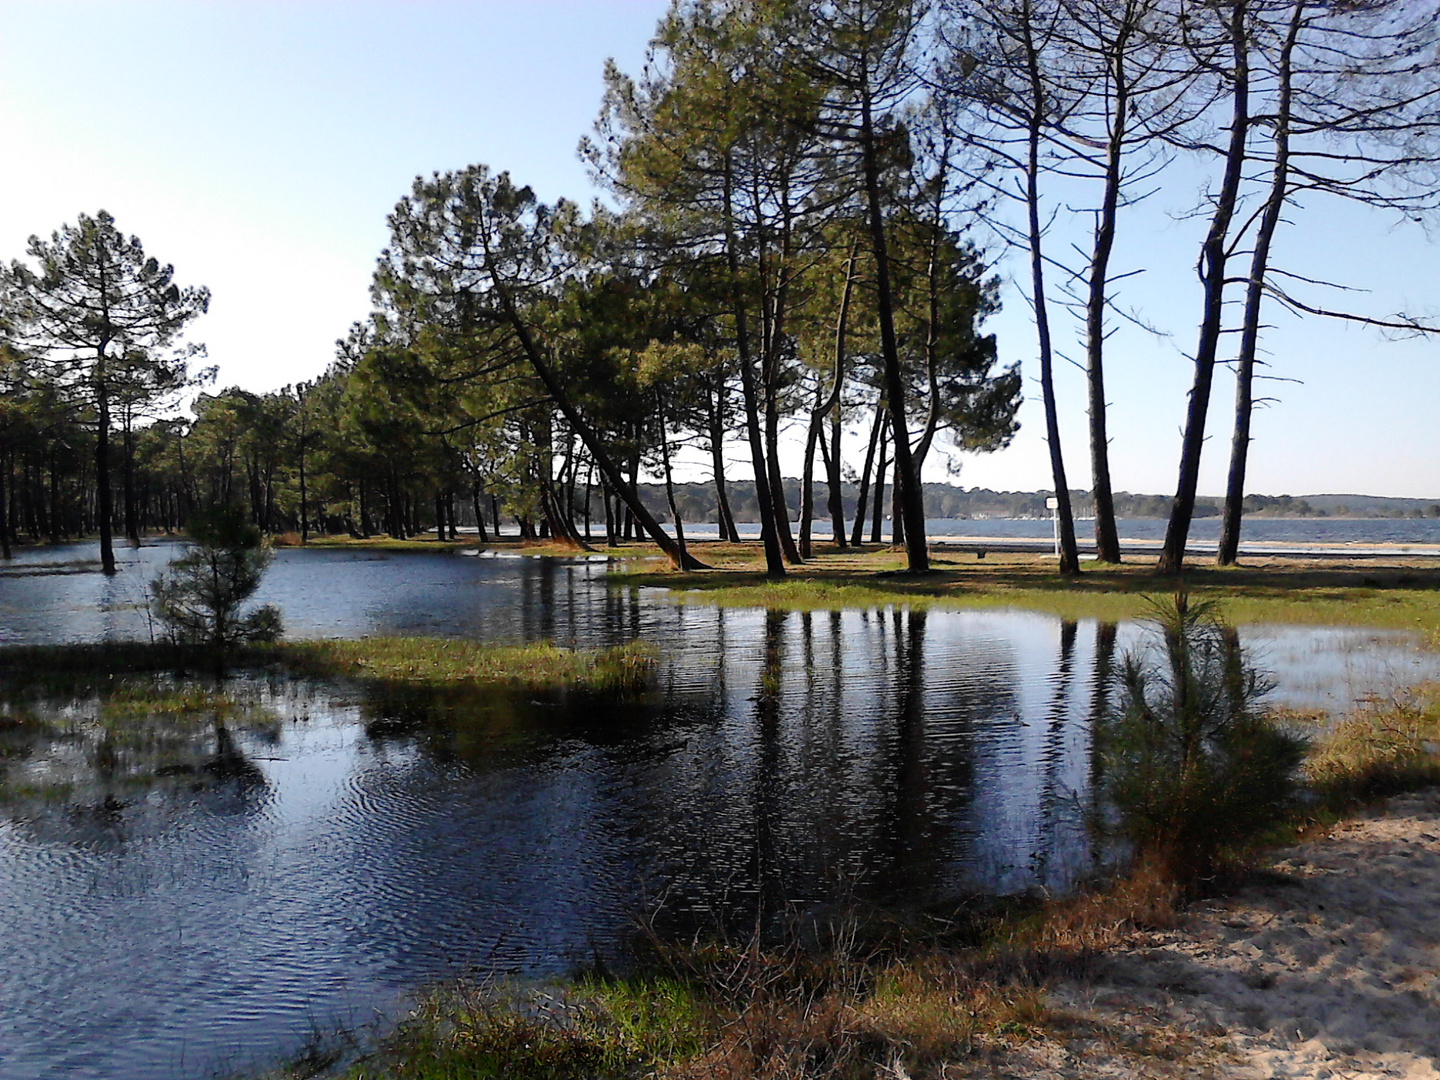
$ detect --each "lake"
[0,543,1436,1079]
[683,515,1440,549]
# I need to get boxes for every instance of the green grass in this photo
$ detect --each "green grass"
[282,534,479,553]
[0,638,659,696]
[257,639,658,693]
[612,544,1440,637]
[98,682,254,723]
[319,978,706,1080]
[283,533,619,559]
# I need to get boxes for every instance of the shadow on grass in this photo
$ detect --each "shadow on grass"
[612,552,1440,631]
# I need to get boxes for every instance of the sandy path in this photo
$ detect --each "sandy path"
[954,789,1440,1079]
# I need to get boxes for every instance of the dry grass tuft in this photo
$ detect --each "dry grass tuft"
[1305,683,1440,803]
[1006,857,1181,963]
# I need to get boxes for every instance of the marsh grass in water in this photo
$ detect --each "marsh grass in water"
[0,677,279,807]
[1304,682,1440,807]
[262,639,658,693]
[0,638,659,696]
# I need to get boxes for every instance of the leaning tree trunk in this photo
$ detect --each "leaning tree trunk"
[1219,0,1301,566]
[870,419,889,544]
[798,398,822,561]
[1159,0,1251,576]
[658,398,690,570]
[495,286,704,570]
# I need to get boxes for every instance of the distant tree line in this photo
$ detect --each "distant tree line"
[3,0,1438,575]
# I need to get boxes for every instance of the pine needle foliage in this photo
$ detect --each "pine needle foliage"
[150,506,283,650]
[1102,592,1307,881]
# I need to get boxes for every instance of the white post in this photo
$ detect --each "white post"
[1046,496,1060,558]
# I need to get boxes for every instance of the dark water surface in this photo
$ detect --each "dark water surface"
[1,544,1436,1079]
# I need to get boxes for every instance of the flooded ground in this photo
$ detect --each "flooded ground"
[0,543,1436,1079]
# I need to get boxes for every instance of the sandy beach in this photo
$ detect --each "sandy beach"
[953,789,1440,1080]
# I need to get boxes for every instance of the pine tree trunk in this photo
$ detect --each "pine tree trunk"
[658,399,689,569]
[472,480,489,542]
[298,445,309,544]
[859,62,927,572]
[0,451,11,561]
[1159,1,1250,576]
[765,393,801,564]
[870,420,889,545]
[798,384,824,561]
[1219,0,1301,567]
[1021,12,1082,576]
[709,393,741,542]
[96,381,116,575]
[851,400,885,547]
[827,395,847,549]
[122,418,139,543]
[723,159,785,576]
[1081,21,1133,565]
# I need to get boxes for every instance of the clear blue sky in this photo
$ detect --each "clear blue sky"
[0,0,1434,499]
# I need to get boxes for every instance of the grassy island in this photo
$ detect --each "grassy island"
[0,638,658,697]
[605,541,1440,640]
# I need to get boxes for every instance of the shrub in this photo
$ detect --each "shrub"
[150,506,283,650]
[1100,593,1307,881]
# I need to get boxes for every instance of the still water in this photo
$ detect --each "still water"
[0,544,1436,1079]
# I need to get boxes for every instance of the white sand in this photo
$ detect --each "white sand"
[953,789,1440,1079]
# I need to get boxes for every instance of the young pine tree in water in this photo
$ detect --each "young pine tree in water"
[150,506,282,650]
[1103,593,1307,881]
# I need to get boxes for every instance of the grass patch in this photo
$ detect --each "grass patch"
[0,638,659,697]
[98,681,253,723]
[271,902,1075,1080]
[279,535,478,554]
[284,534,617,559]
[612,542,1440,634]
[257,639,658,694]
[340,978,705,1080]
[1304,682,1440,807]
